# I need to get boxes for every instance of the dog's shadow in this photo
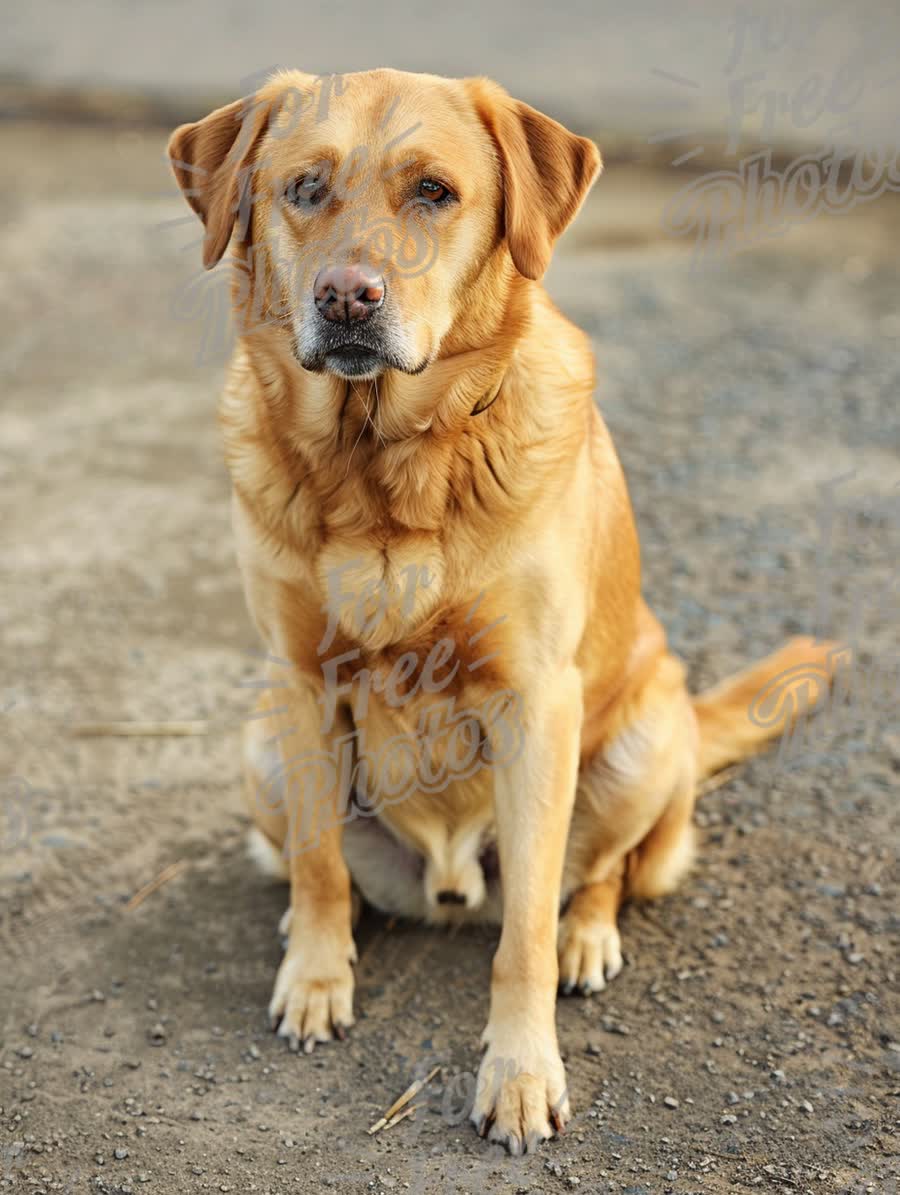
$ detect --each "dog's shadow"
[96,837,499,1060]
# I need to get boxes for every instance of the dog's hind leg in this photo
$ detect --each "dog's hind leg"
[558,860,625,994]
[624,770,696,901]
[559,653,697,994]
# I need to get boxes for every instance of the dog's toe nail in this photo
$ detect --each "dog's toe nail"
[303,1035,316,1055]
[560,981,575,996]
[580,981,593,996]
[507,1133,521,1156]
[288,1033,300,1052]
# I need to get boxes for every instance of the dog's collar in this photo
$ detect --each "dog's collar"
[470,377,503,416]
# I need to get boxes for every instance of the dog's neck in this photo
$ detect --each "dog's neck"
[220,267,587,549]
[244,251,528,440]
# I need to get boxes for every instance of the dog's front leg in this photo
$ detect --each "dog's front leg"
[249,679,357,1053]
[472,664,582,1153]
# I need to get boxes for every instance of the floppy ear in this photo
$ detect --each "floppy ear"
[467,79,602,281]
[168,95,272,269]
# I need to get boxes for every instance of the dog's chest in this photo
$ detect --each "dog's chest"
[309,540,515,921]
[322,559,511,824]
[316,539,446,651]
[311,532,512,690]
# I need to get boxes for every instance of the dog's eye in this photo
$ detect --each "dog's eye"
[287,173,327,208]
[417,178,453,204]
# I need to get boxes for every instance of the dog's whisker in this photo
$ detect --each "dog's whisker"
[344,384,372,478]
[370,376,387,447]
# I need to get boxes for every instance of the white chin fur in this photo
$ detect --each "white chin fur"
[328,362,385,381]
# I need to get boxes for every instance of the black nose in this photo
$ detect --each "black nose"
[437,889,467,906]
[314,264,385,323]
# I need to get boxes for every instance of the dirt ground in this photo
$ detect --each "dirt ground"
[1,121,899,1195]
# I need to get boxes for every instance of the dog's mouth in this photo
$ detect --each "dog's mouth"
[294,327,430,381]
[323,343,386,379]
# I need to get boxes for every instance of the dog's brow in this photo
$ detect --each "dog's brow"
[377,94,402,130]
[384,122,422,152]
[380,156,418,179]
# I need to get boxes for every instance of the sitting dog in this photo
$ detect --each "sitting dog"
[168,68,837,1154]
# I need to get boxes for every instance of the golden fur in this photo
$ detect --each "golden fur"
[169,68,840,1155]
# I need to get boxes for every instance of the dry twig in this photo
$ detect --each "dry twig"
[367,1066,440,1135]
[383,1103,423,1131]
[125,860,189,911]
[71,721,210,737]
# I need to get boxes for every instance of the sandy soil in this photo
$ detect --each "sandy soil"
[1,122,898,1194]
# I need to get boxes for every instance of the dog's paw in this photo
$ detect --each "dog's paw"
[470,1036,570,1154]
[268,932,357,1053]
[557,908,623,995]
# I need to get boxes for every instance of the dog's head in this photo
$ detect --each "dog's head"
[169,69,600,381]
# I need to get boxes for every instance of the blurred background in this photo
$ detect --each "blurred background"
[2,4,898,1194]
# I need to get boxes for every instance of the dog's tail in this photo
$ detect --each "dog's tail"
[693,636,847,781]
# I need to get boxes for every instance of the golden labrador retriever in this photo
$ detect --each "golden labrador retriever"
[168,68,838,1154]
